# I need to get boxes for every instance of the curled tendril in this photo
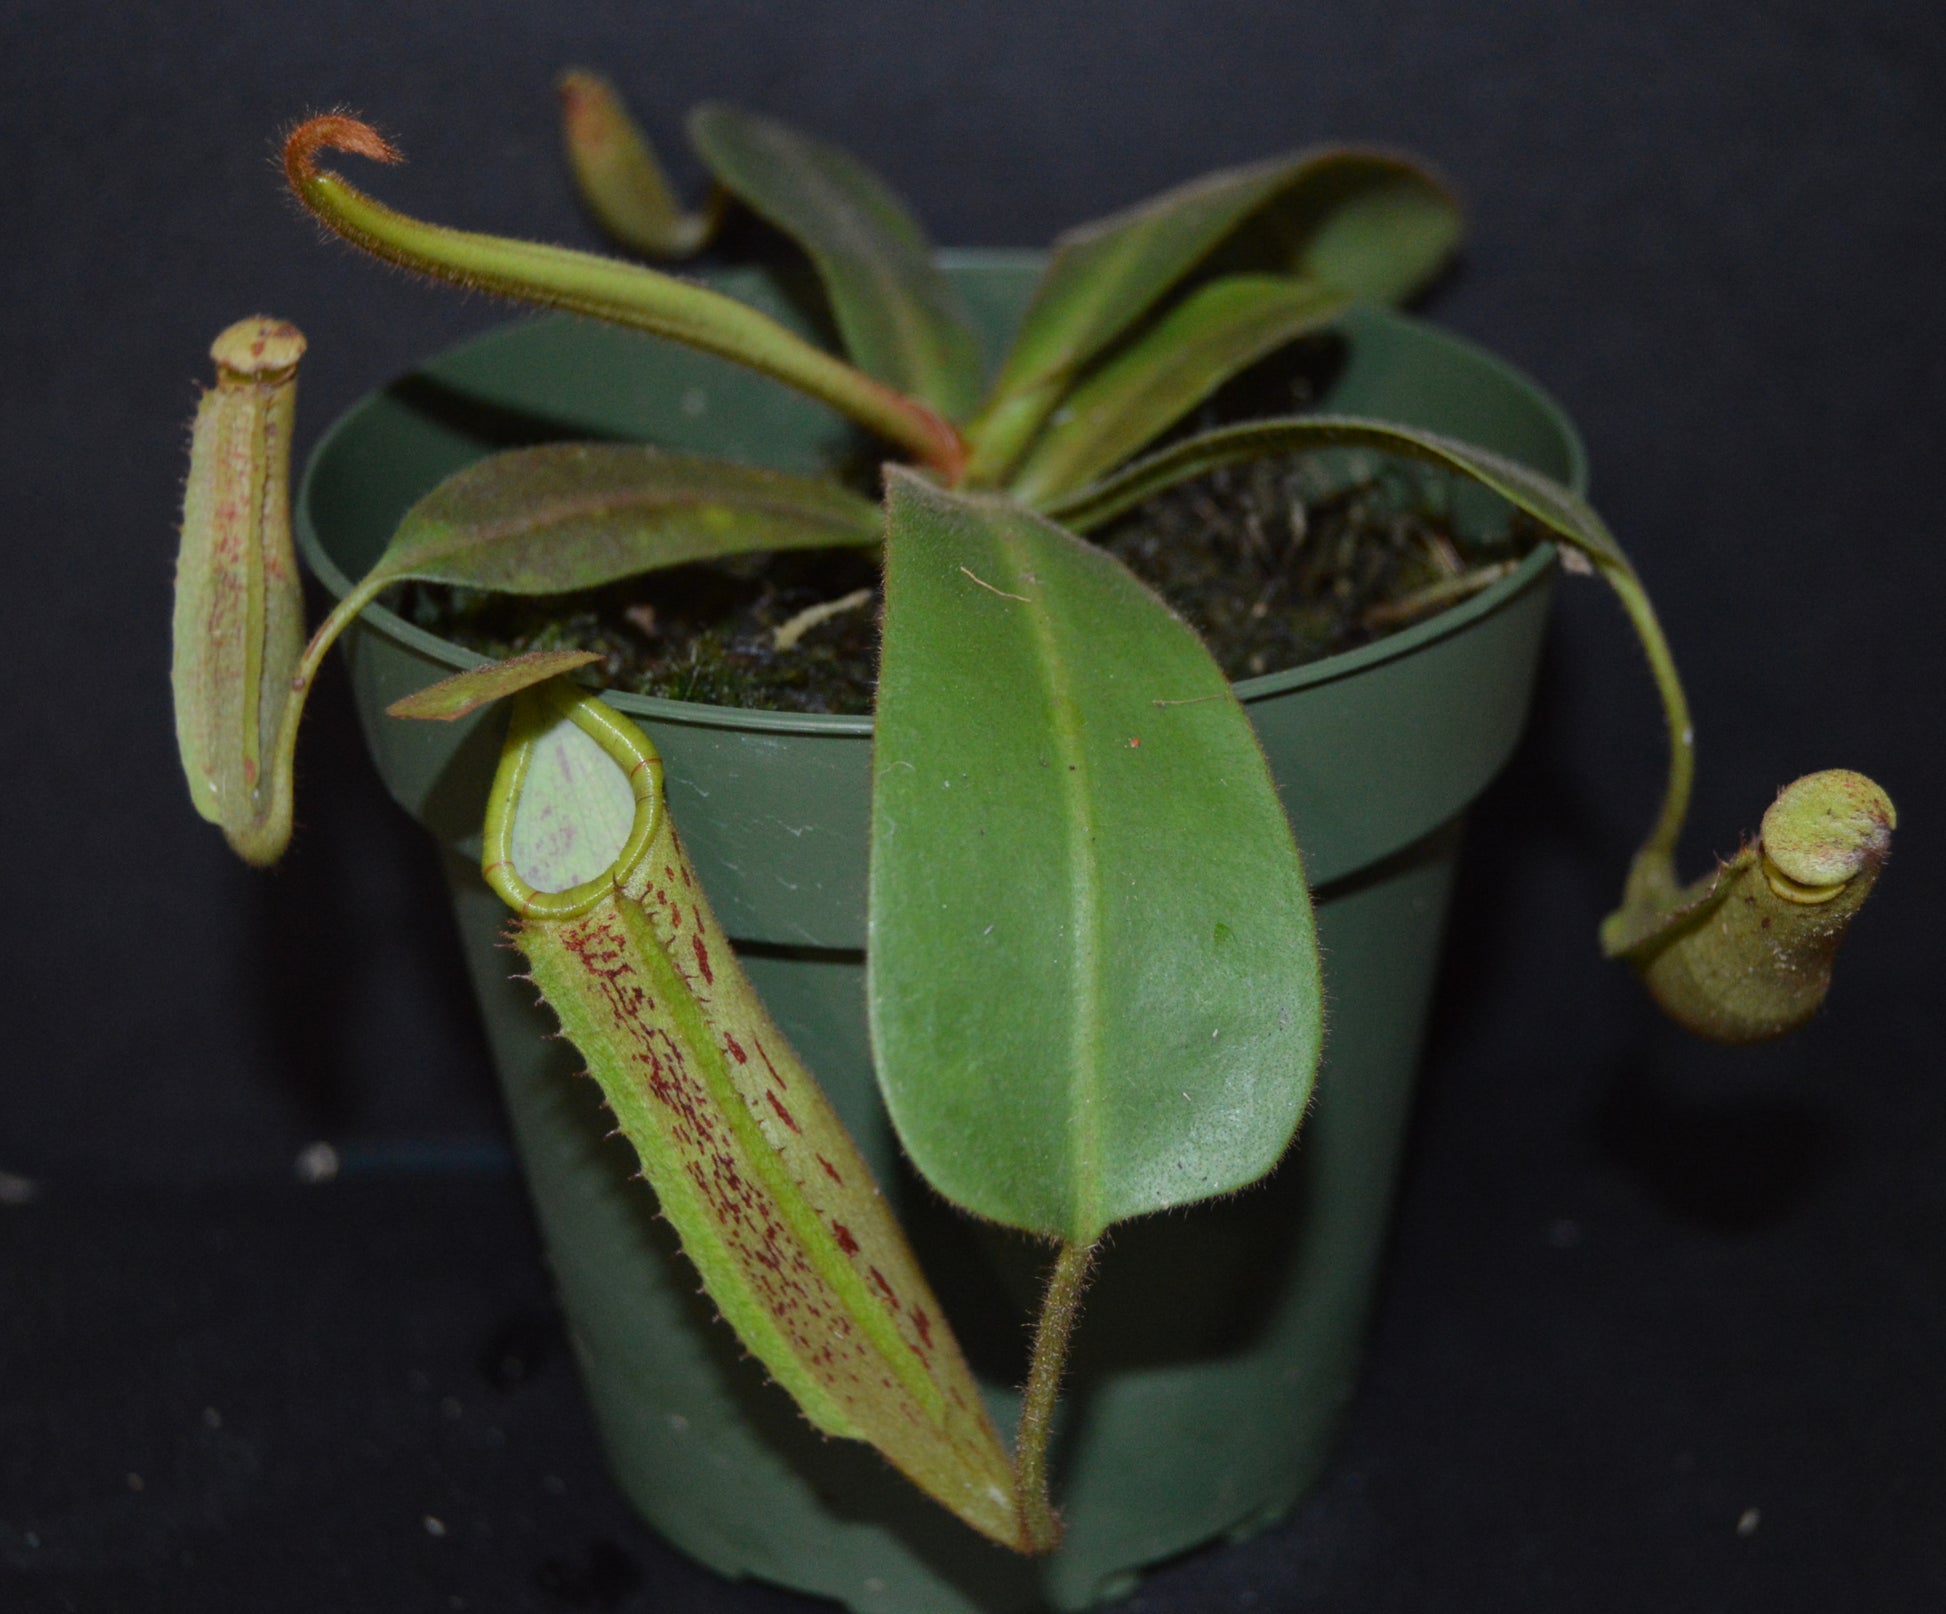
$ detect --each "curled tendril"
[278,113,967,480]
[283,113,402,189]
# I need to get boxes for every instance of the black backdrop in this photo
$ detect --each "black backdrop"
[4,2,1942,1610]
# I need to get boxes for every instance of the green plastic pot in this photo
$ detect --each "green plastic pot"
[296,254,1582,1614]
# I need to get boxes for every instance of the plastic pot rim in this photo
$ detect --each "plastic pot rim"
[294,274,1582,737]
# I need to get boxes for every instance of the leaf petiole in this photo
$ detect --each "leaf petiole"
[1014,1238,1097,1555]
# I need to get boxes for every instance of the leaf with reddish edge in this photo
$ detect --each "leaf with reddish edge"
[557,70,721,259]
[362,441,881,599]
[197,433,882,868]
[484,683,1026,1550]
[385,650,601,722]
[690,103,984,419]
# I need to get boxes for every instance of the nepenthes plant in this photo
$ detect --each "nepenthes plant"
[172,78,1894,1553]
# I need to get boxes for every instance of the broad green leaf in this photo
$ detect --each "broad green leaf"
[1047,414,1700,916]
[334,442,881,618]
[557,70,721,258]
[487,685,1023,1547]
[1007,274,1352,504]
[384,649,601,721]
[964,148,1460,483]
[171,318,309,867]
[284,116,964,475]
[869,470,1321,1242]
[690,104,983,419]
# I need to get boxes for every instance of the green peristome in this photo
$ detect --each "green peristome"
[869,469,1321,1242]
[483,684,1027,1548]
[557,70,721,259]
[963,147,1460,483]
[1760,768,1896,890]
[690,103,984,420]
[1008,273,1351,503]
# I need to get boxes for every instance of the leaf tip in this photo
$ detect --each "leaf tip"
[555,69,615,145]
[283,112,403,197]
[386,650,603,723]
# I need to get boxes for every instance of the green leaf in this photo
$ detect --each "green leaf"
[689,104,984,419]
[964,148,1460,483]
[869,470,1321,1242]
[1207,150,1463,305]
[557,70,721,258]
[333,442,881,616]
[284,116,964,475]
[385,649,601,722]
[1007,274,1351,504]
[486,685,1025,1548]
[1044,413,1628,569]
[1046,414,1704,913]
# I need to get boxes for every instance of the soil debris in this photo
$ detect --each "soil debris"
[405,452,1538,715]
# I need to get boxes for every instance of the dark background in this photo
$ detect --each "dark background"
[4,2,1941,1609]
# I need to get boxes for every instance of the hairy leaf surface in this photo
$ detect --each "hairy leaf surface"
[691,104,984,419]
[487,687,1023,1547]
[344,443,880,611]
[870,470,1320,1241]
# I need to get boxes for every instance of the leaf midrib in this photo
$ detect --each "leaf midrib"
[987,517,1104,1240]
[1007,159,1282,394]
[787,152,941,398]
